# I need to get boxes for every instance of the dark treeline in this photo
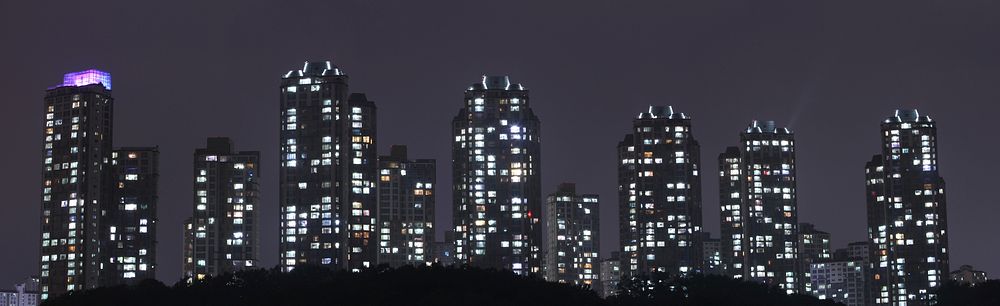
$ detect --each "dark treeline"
[607,272,840,306]
[42,265,996,306]
[935,280,1000,306]
[44,265,604,306]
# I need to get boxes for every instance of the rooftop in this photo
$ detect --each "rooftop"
[637,105,688,120]
[884,109,933,124]
[744,120,792,134]
[467,75,525,91]
[283,61,345,78]
[57,69,111,90]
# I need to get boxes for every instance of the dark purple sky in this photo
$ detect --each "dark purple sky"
[2,0,999,286]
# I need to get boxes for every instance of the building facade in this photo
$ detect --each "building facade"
[430,230,458,266]
[865,109,949,305]
[701,233,723,275]
[452,76,542,275]
[617,106,703,279]
[835,241,870,263]
[597,253,622,298]
[104,148,159,285]
[718,120,800,294]
[808,242,870,306]
[810,259,868,306]
[800,223,832,293]
[188,138,260,280]
[279,61,378,272]
[543,183,599,286]
[377,145,436,267]
[182,218,194,279]
[0,277,40,306]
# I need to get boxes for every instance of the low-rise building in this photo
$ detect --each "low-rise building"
[0,277,40,306]
[808,242,869,306]
[950,265,987,286]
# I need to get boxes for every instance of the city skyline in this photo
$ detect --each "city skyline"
[16,64,981,297]
[3,0,1000,294]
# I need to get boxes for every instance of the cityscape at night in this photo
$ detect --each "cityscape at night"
[2,1,1000,305]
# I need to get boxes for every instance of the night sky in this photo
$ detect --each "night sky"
[2,0,999,286]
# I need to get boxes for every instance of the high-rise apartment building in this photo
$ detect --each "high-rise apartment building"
[39,70,115,299]
[279,61,378,272]
[800,223,832,293]
[377,145,436,267]
[188,137,260,280]
[617,106,703,278]
[718,146,743,278]
[543,183,599,286]
[865,109,949,305]
[718,120,800,294]
[39,70,159,299]
[104,148,159,285]
[452,76,542,275]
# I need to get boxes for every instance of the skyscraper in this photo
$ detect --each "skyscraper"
[104,148,159,285]
[718,146,744,278]
[39,69,158,300]
[543,183,599,286]
[865,109,949,305]
[452,75,542,275]
[799,223,832,293]
[188,137,260,280]
[279,61,378,272]
[617,106,703,278]
[718,120,800,294]
[377,145,436,267]
[39,70,114,298]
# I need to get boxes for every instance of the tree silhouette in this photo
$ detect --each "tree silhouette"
[45,266,847,306]
[935,280,1000,306]
[43,265,604,306]
[608,272,843,306]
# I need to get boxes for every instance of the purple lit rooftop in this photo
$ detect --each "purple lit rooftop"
[61,69,111,90]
